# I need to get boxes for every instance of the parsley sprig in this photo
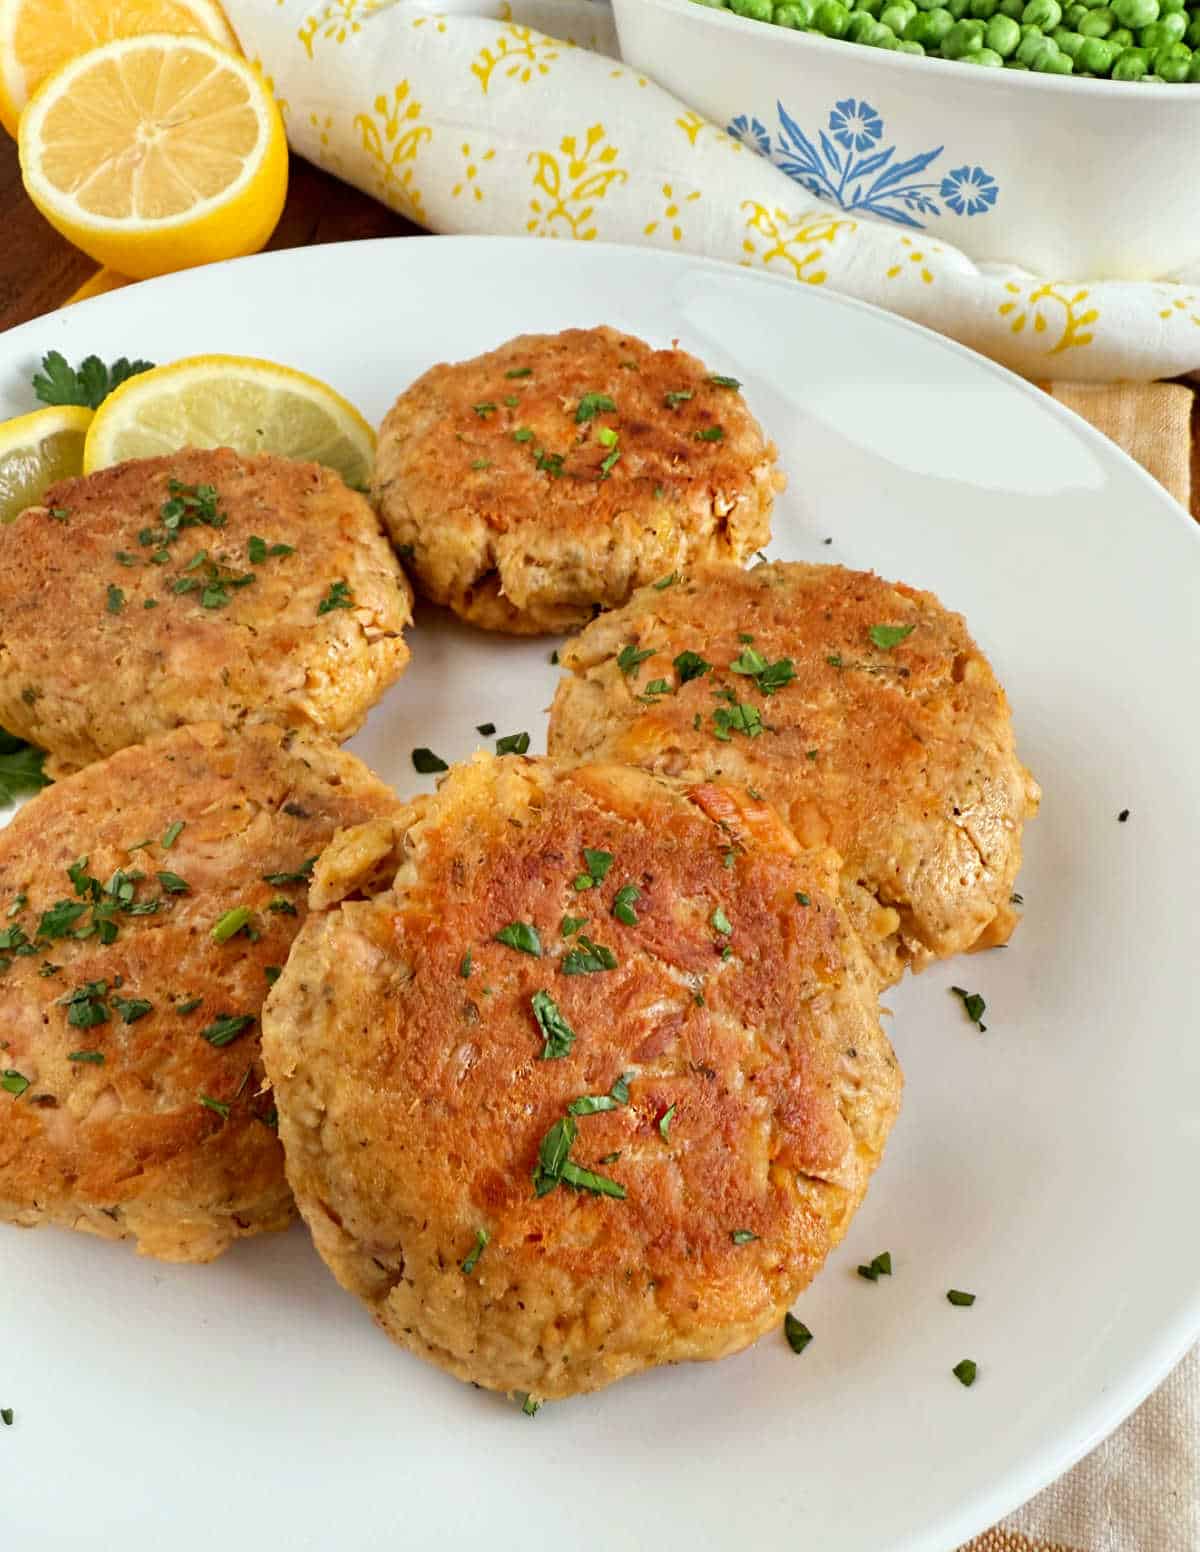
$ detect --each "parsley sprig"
[32,351,154,410]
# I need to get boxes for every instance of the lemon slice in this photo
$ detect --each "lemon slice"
[84,355,376,487]
[0,404,91,522]
[18,34,286,280]
[0,0,238,138]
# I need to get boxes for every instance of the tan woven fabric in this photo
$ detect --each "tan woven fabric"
[960,382,1198,1552]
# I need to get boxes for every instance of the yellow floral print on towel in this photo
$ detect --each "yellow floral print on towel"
[221,0,1200,384]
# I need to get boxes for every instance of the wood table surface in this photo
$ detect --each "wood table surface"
[1,135,1196,519]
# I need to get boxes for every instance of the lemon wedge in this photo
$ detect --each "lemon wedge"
[0,0,238,137]
[84,355,376,487]
[0,404,91,522]
[18,33,286,280]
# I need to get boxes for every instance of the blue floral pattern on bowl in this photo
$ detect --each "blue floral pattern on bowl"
[727,100,998,229]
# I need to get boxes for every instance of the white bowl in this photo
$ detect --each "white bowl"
[612,0,1200,278]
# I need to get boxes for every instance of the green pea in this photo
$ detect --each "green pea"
[813,0,851,29]
[1188,46,1200,74]
[1108,24,1133,41]
[1156,40,1193,71]
[1039,37,1076,57]
[1145,9,1187,38]
[987,9,1024,42]
[919,5,958,36]
[999,0,1026,14]
[774,0,814,22]
[1052,23,1087,47]
[1064,1,1089,18]
[1186,13,1200,43]
[881,1,916,26]
[912,0,942,11]
[856,0,886,16]
[943,13,986,42]
[969,0,999,15]
[1079,5,1114,29]
[1016,20,1047,50]
[946,0,972,18]
[1111,0,1157,21]
[1076,31,1118,60]
[895,34,928,45]
[1112,40,1151,66]
[731,0,774,16]
[967,40,1008,53]
[845,8,877,32]
[1023,0,1062,22]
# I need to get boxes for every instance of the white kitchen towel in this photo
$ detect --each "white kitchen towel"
[220,0,1200,383]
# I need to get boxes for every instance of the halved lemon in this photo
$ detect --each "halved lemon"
[18,33,287,280]
[0,0,239,138]
[84,355,376,487]
[0,404,91,522]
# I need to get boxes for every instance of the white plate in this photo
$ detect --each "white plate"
[1,238,1198,1552]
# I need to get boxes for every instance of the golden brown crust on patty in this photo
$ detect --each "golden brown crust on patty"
[548,562,1040,986]
[262,755,900,1401]
[373,327,782,634]
[0,721,399,1262]
[0,448,413,773]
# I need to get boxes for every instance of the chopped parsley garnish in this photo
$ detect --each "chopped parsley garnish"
[610,1072,631,1105]
[947,1289,976,1307]
[495,731,530,756]
[1,1070,30,1097]
[952,1359,977,1387]
[200,1013,255,1047]
[495,921,541,957]
[868,623,916,650]
[784,1314,813,1354]
[712,701,763,741]
[658,1103,676,1141]
[470,459,492,471]
[560,914,587,936]
[0,1408,12,1425]
[617,643,652,678]
[161,820,184,849]
[707,374,742,390]
[663,390,693,408]
[156,870,190,894]
[1010,891,1024,906]
[0,732,50,807]
[175,998,203,1015]
[611,885,640,926]
[211,906,252,944]
[711,906,732,936]
[567,1071,629,1115]
[262,859,316,886]
[317,580,354,615]
[113,995,152,1023]
[35,899,85,938]
[68,1050,106,1064]
[730,646,795,696]
[596,426,618,448]
[599,446,622,479]
[114,551,137,567]
[575,392,616,423]
[731,1229,758,1244]
[459,950,472,979]
[412,748,449,774]
[199,1095,231,1119]
[795,892,811,907]
[264,966,282,986]
[520,1394,541,1416]
[476,722,496,736]
[248,536,294,564]
[653,572,678,590]
[7,894,26,917]
[505,367,532,379]
[267,897,297,915]
[532,1115,576,1196]
[950,985,987,1032]
[49,507,70,521]
[695,426,724,442]
[534,449,564,477]
[578,848,614,888]
[673,650,711,684]
[806,749,818,761]
[826,654,844,669]
[531,990,576,1060]
[461,1228,489,1276]
[857,1251,893,1281]
[106,584,125,615]
[32,350,154,410]
[561,935,617,975]
[512,427,533,443]
[472,402,497,418]
[60,979,109,1028]
[639,679,671,701]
